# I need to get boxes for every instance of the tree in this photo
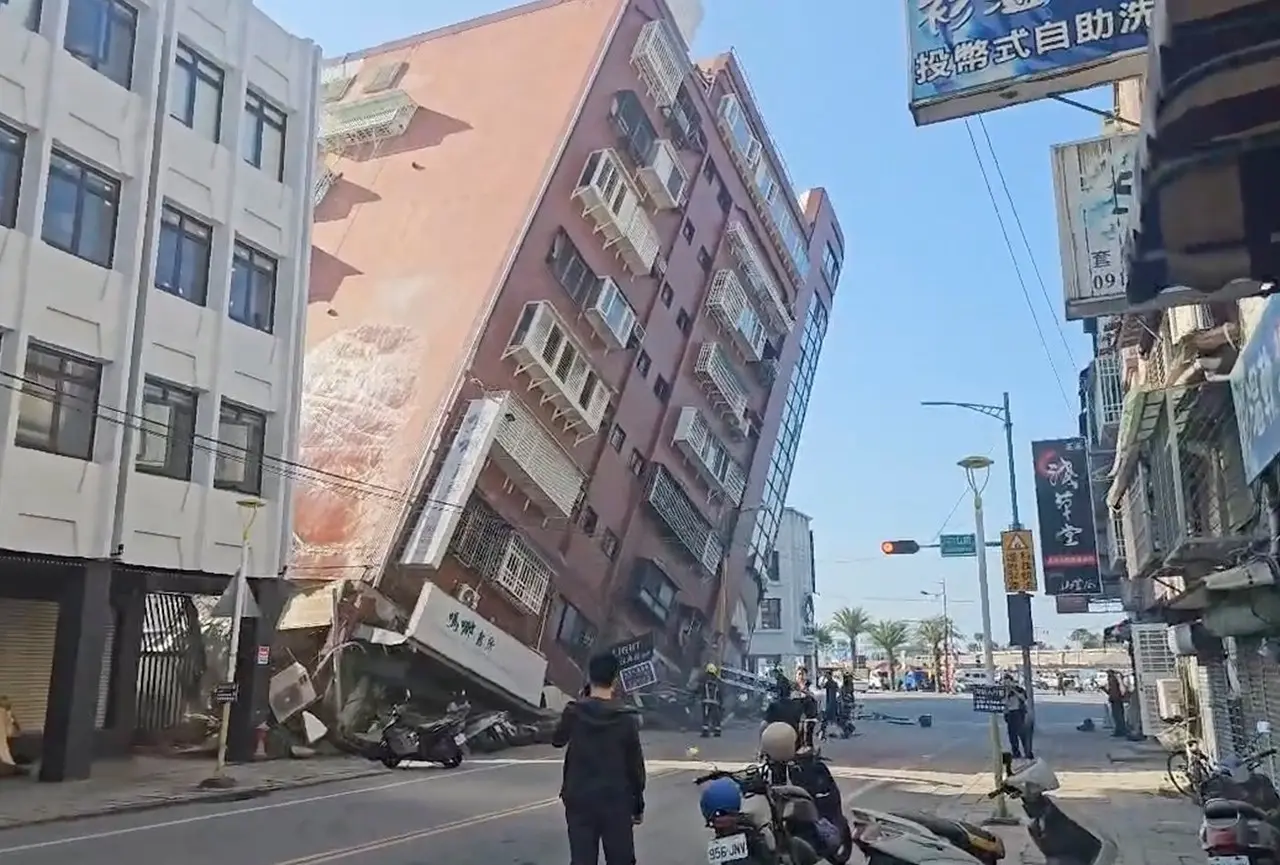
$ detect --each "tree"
[866,620,912,689]
[812,624,834,653]
[1069,628,1103,649]
[966,641,983,654]
[916,615,958,688]
[830,606,872,669]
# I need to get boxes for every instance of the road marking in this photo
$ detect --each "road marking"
[0,762,517,856]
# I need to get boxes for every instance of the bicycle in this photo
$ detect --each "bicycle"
[1167,729,1275,803]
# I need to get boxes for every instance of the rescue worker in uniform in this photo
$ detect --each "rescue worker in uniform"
[698,663,724,738]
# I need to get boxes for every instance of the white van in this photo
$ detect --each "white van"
[954,669,994,692]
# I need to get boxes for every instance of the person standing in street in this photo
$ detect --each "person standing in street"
[1002,674,1033,759]
[698,663,724,738]
[552,652,646,865]
[1105,670,1129,738]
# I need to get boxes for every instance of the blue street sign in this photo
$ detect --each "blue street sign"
[939,533,977,558]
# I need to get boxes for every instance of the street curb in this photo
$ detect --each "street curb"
[0,766,390,832]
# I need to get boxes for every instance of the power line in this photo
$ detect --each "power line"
[963,118,1073,411]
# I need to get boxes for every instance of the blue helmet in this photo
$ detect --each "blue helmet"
[699,777,742,820]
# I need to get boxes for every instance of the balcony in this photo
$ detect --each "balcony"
[749,357,778,389]
[694,342,749,437]
[503,301,613,439]
[314,161,340,206]
[673,406,747,505]
[582,277,640,350]
[726,221,793,334]
[450,499,555,616]
[631,19,688,108]
[573,149,661,276]
[716,94,762,175]
[645,464,723,576]
[1093,350,1124,432]
[489,391,587,518]
[636,138,690,210]
[318,89,417,153]
[706,270,766,362]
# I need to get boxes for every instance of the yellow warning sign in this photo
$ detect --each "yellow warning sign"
[1001,530,1038,594]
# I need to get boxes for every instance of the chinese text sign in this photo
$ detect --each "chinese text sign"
[1031,437,1103,596]
[1052,133,1139,320]
[908,0,1151,125]
[1232,295,1280,483]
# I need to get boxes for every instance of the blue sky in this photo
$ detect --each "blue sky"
[262,0,1121,642]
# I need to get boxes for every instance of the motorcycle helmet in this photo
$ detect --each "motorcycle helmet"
[761,720,798,761]
[699,777,742,820]
[706,663,719,676]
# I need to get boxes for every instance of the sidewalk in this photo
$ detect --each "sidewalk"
[0,755,385,829]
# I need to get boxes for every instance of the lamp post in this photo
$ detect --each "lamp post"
[920,581,951,692]
[959,455,1013,824]
[922,392,1035,719]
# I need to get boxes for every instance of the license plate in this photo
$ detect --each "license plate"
[1208,856,1251,865]
[707,833,748,864]
[454,733,467,745]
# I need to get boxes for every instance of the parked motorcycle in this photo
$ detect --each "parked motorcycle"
[695,764,827,865]
[1199,748,1280,865]
[376,691,466,769]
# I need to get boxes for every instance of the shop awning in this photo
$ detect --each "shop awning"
[1124,0,1280,305]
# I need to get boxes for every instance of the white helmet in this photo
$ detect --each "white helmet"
[760,721,797,761]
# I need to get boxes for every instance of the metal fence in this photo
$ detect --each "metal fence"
[134,592,207,732]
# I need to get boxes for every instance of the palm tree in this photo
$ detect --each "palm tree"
[915,615,958,690]
[812,624,834,654]
[866,620,912,689]
[830,606,872,670]
[1069,628,1102,649]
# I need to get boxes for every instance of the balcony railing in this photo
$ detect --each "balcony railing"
[631,19,688,108]
[490,391,587,518]
[573,149,661,276]
[450,499,554,616]
[314,162,340,206]
[1094,350,1124,430]
[725,221,793,334]
[672,406,747,505]
[706,270,766,362]
[503,301,613,438]
[318,89,417,153]
[645,464,723,576]
[694,342,749,436]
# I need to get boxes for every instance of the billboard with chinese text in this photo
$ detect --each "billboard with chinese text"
[1051,133,1138,319]
[1031,437,1103,596]
[908,0,1151,126]
[1232,294,1280,483]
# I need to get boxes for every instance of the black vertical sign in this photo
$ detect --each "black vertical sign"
[1031,437,1103,596]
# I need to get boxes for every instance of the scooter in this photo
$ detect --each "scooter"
[992,753,1116,865]
[376,692,467,769]
[1199,748,1280,865]
[695,763,842,865]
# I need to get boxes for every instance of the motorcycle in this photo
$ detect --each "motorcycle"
[846,807,1005,865]
[764,755,854,864]
[695,763,827,865]
[1199,748,1280,865]
[376,692,467,769]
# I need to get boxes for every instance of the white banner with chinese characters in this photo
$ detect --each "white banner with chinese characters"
[1051,132,1138,320]
[406,583,548,706]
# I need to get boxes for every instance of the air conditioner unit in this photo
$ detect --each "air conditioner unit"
[456,584,481,610]
[267,661,318,723]
[1156,677,1183,721]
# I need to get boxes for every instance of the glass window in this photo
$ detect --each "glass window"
[229,240,278,333]
[0,120,23,229]
[137,377,197,480]
[155,204,211,305]
[242,89,287,181]
[554,598,596,663]
[170,43,224,142]
[41,150,120,268]
[637,567,677,622]
[64,0,137,89]
[0,0,43,31]
[546,228,597,304]
[821,242,842,290]
[16,343,102,460]
[759,598,782,630]
[214,400,266,495]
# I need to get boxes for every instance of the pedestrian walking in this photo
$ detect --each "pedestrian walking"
[1002,674,1033,759]
[552,652,647,865]
[1105,670,1129,738]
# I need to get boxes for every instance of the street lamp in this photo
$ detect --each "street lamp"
[958,455,1014,823]
[920,581,951,692]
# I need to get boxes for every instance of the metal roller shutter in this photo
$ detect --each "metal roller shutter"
[95,612,116,730]
[1196,657,1235,762]
[0,599,58,733]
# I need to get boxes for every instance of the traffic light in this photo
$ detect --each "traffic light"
[880,540,921,555]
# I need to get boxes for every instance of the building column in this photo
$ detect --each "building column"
[227,578,288,762]
[106,585,146,741]
[40,561,112,782]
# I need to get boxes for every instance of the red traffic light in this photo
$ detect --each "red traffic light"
[881,540,921,555]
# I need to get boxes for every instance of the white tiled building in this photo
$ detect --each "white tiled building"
[0,0,318,781]
[746,506,818,675]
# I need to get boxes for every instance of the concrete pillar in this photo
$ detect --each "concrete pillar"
[227,578,288,762]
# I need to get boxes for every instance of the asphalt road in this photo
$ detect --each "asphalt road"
[0,694,1109,865]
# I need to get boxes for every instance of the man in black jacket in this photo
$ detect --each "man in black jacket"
[553,652,646,865]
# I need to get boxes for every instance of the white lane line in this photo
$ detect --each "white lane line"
[0,762,519,856]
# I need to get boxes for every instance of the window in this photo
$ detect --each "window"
[64,0,137,88]
[759,598,782,630]
[554,598,596,662]
[682,220,695,243]
[242,89,286,181]
[635,350,651,378]
[822,242,842,289]
[636,565,677,622]
[702,160,717,183]
[170,43,224,142]
[546,229,597,304]
[155,204,211,304]
[0,120,23,230]
[653,376,670,402]
[675,308,692,335]
[363,61,405,94]
[580,506,598,536]
[608,424,626,452]
[660,283,674,308]
[0,0,42,31]
[229,240,278,333]
[627,448,645,478]
[697,246,713,273]
[601,529,620,561]
[610,91,656,167]
[16,343,101,460]
[769,550,781,582]
[716,184,732,214]
[42,150,119,268]
[215,401,266,495]
[137,378,197,480]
